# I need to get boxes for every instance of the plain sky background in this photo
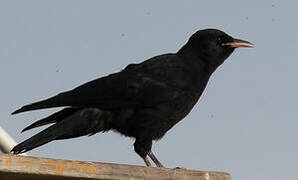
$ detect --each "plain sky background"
[0,1,297,179]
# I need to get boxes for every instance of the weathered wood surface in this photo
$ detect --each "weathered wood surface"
[0,154,232,180]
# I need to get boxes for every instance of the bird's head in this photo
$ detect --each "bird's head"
[178,29,253,69]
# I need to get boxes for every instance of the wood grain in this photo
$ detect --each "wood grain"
[0,154,232,180]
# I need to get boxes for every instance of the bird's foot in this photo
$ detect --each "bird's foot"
[174,167,186,170]
[148,151,164,168]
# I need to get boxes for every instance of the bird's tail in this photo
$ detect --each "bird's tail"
[11,108,112,154]
[21,107,80,132]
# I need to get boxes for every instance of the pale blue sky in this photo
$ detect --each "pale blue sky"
[1,1,297,179]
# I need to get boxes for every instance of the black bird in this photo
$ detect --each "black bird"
[11,29,253,167]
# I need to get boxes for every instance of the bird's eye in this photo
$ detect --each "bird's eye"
[217,37,225,46]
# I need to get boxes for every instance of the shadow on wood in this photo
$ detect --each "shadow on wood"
[0,154,231,180]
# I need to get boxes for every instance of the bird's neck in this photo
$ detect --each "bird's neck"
[177,46,219,74]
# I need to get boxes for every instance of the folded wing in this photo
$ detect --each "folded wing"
[12,69,180,115]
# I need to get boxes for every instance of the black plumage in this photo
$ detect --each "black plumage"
[11,29,253,167]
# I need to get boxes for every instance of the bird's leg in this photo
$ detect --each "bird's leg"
[134,139,152,167]
[143,157,152,167]
[148,150,164,168]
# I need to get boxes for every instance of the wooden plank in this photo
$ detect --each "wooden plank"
[0,154,232,180]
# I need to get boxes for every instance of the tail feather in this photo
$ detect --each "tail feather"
[12,108,111,154]
[22,108,79,132]
[11,122,63,154]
